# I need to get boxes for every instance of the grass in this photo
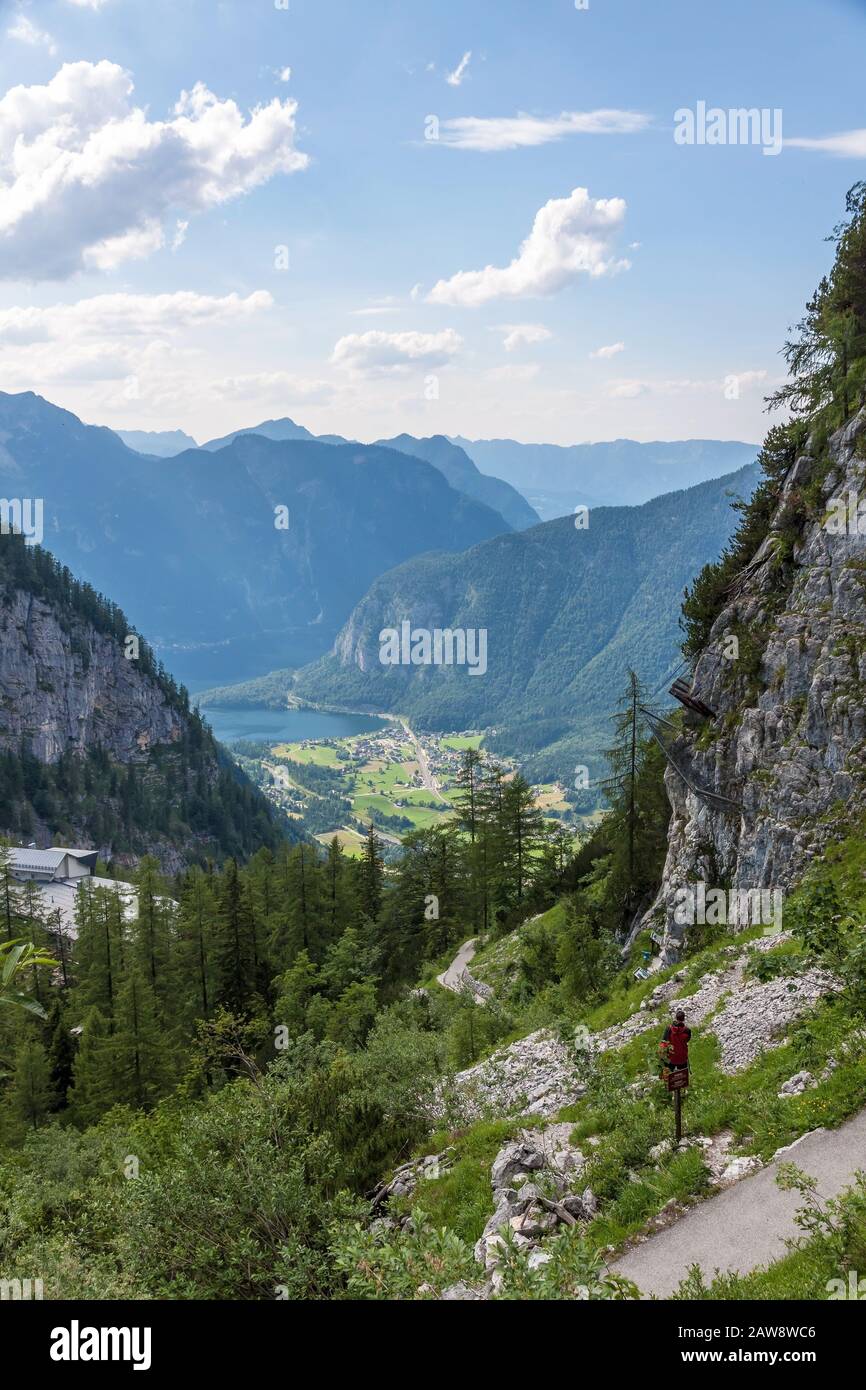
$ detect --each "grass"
[442,734,483,751]
[273,741,341,767]
[401,1116,544,1245]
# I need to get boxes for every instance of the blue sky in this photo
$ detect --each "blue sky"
[0,0,864,445]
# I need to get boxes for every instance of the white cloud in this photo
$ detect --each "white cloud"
[65,0,111,9]
[276,67,292,83]
[446,52,472,87]
[590,341,625,359]
[0,60,309,279]
[349,297,401,317]
[0,289,272,345]
[84,220,166,271]
[787,129,866,157]
[723,370,767,395]
[607,370,767,400]
[498,323,552,352]
[0,289,277,416]
[7,14,57,54]
[211,372,335,405]
[172,219,189,252]
[427,188,629,308]
[330,328,463,376]
[486,363,541,383]
[432,108,650,152]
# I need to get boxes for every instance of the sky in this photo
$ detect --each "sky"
[0,0,864,447]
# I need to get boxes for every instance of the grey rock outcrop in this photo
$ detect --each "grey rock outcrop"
[643,409,866,961]
[0,588,183,764]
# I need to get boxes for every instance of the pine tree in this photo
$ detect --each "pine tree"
[177,866,217,1019]
[68,1006,117,1125]
[73,881,126,1021]
[359,826,384,922]
[214,859,258,1013]
[46,995,76,1112]
[500,773,544,911]
[111,966,174,1110]
[6,1035,54,1133]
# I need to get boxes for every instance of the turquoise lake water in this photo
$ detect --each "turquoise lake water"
[199,705,387,745]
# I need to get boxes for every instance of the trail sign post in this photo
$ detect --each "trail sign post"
[665,1067,689,1143]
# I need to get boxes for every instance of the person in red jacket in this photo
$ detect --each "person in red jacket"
[660,1010,691,1074]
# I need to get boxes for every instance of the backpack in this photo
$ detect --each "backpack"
[667,1023,690,1066]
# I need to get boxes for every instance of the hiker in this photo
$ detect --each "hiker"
[660,1009,691,1076]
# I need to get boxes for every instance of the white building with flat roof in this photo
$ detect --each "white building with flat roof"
[9,847,99,883]
[7,846,137,934]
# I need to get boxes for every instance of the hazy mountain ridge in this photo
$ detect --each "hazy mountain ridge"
[117,428,199,456]
[0,392,509,687]
[374,433,539,530]
[453,435,759,519]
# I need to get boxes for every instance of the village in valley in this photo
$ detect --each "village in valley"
[227,719,574,855]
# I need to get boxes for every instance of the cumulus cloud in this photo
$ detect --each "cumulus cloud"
[433,109,649,152]
[787,129,866,157]
[446,52,472,87]
[0,289,277,414]
[427,188,629,308]
[498,323,552,351]
[0,61,309,279]
[590,341,625,359]
[330,328,463,376]
[8,14,57,54]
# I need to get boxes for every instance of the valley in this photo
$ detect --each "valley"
[0,0,863,1334]
[205,705,574,852]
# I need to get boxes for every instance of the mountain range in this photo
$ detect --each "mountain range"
[0,392,512,687]
[290,462,760,782]
[452,435,759,520]
[197,418,538,529]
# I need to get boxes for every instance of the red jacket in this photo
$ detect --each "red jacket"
[663,1023,691,1066]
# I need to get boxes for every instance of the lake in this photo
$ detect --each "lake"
[199,705,387,745]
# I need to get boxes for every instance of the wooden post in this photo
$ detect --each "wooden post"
[675,1084,682,1144]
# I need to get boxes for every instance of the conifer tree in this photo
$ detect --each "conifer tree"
[6,1035,54,1133]
[359,826,384,922]
[68,1006,116,1125]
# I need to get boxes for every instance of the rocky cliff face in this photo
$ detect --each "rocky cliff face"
[0,588,183,764]
[0,537,290,864]
[648,409,866,961]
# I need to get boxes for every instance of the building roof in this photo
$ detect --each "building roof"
[9,848,67,873]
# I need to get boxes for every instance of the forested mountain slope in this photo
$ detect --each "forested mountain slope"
[295,463,760,781]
